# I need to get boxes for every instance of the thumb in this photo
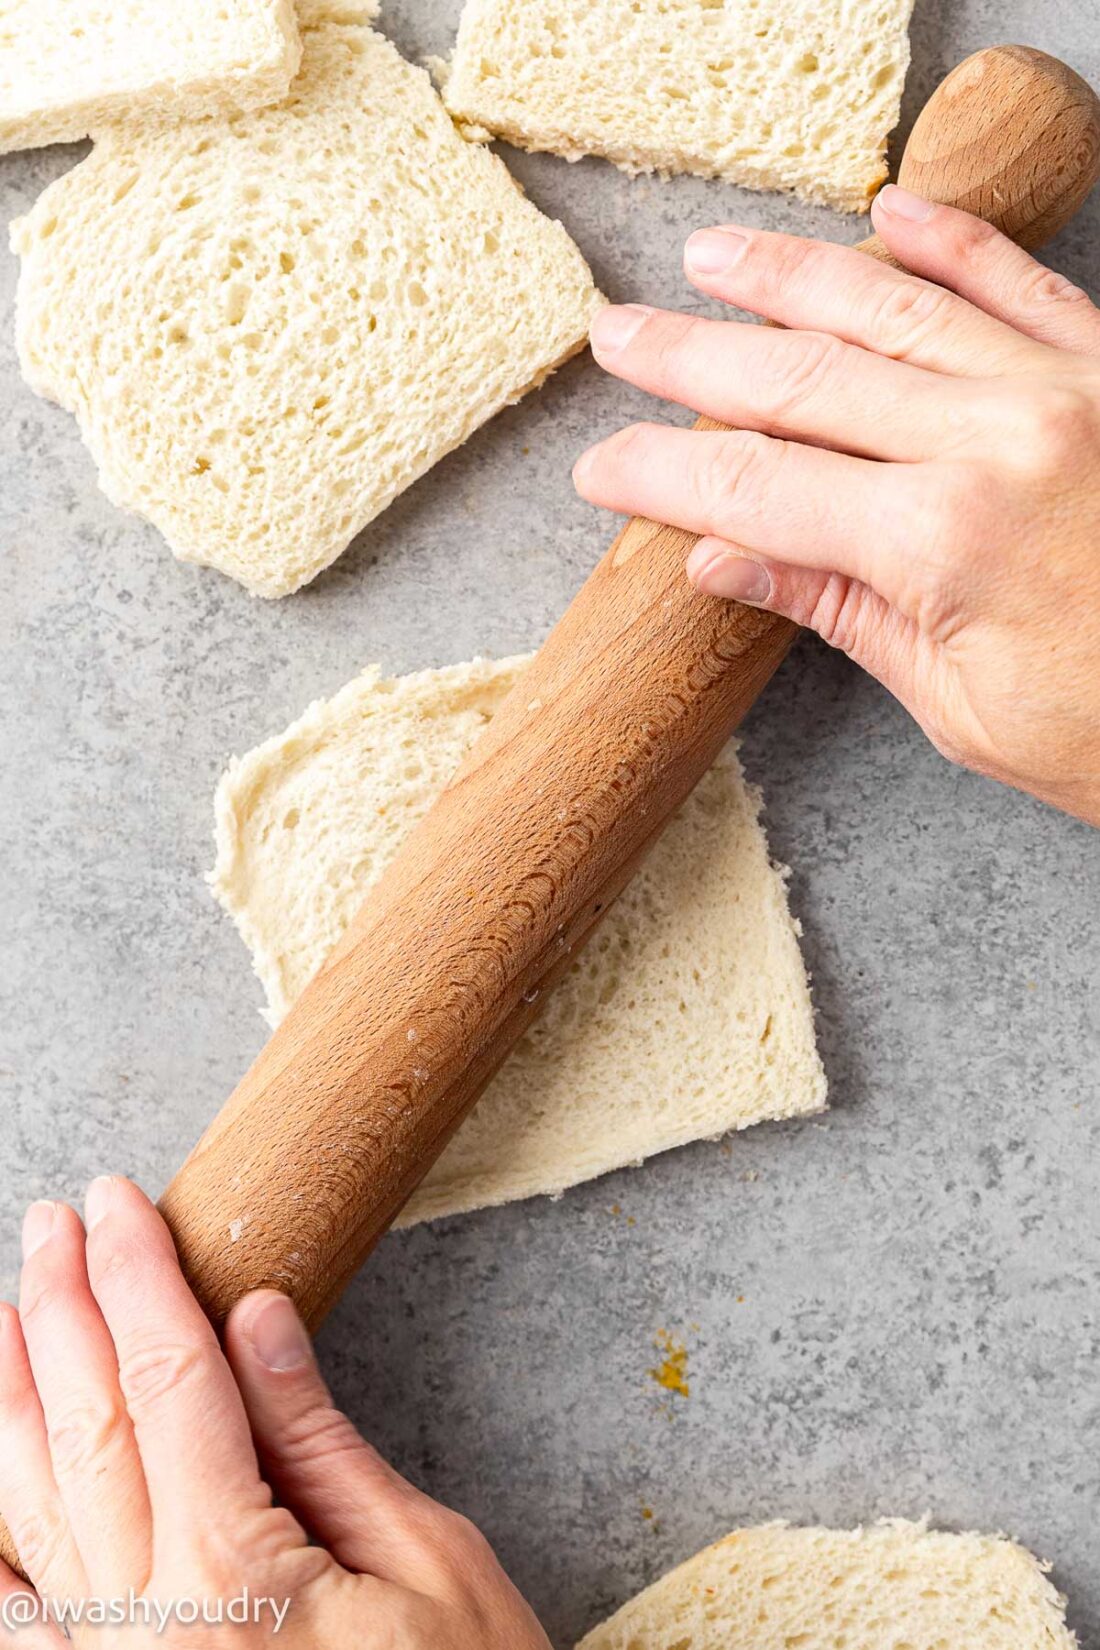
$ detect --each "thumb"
[224,1291,463,1589]
[686,535,920,694]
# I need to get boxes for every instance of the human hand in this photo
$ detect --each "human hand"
[0,1177,549,1649]
[573,187,1100,825]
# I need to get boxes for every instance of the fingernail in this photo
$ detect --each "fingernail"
[572,442,600,489]
[688,546,772,605]
[876,184,936,222]
[22,1202,57,1260]
[251,1293,312,1373]
[85,1176,117,1230]
[590,303,652,354]
[685,227,749,275]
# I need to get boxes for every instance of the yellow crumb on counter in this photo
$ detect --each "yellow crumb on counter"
[649,1329,689,1398]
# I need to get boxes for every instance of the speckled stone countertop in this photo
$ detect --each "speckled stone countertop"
[2,3,1098,1645]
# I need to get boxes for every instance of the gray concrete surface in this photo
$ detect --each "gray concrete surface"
[2,2,1098,1644]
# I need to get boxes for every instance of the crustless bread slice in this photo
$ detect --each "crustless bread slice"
[210,654,826,1225]
[443,0,915,212]
[578,1521,1077,1650]
[0,0,301,154]
[10,17,601,595]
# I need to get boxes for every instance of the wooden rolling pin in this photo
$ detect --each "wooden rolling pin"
[160,45,1100,1330]
[2,44,1097,1584]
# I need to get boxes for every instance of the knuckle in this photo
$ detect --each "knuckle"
[1013,384,1095,469]
[648,313,698,384]
[605,421,654,473]
[47,1396,127,1479]
[10,1507,69,1582]
[84,1222,137,1289]
[18,1237,81,1330]
[869,276,953,356]
[701,430,776,525]
[1018,261,1092,311]
[398,1503,498,1598]
[117,1337,208,1414]
[196,1495,302,1582]
[912,572,966,641]
[956,213,1003,255]
[777,237,835,298]
[272,1401,363,1469]
[735,233,832,312]
[761,332,845,426]
[725,231,776,295]
[17,1271,60,1331]
[441,1509,495,1567]
[0,1376,37,1431]
[808,574,872,653]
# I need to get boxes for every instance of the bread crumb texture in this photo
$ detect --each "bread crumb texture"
[10,18,601,595]
[577,1520,1077,1650]
[0,0,302,154]
[210,654,826,1223]
[445,0,915,211]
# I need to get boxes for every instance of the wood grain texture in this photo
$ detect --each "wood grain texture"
[2,39,1098,1587]
[899,47,1100,249]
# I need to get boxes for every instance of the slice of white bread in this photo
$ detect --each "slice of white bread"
[443,0,915,213]
[10,19,601,598]
[578,1521,1076,1650]
[210,654,826,1225]
[0,0,302,155]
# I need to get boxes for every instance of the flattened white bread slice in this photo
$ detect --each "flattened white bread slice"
[210,654,825,1225]
[0,0,301,155]
[10,22,601,597]
[578,1520,1076,1650]
[444,0,914,213]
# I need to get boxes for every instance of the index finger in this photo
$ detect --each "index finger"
[82,1177,264,1554]
[683,224,1041,378]
[588,303,976,461]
